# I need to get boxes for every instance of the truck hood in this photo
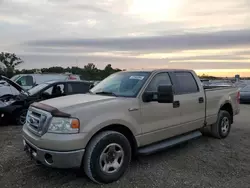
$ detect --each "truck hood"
[39,93,116,110]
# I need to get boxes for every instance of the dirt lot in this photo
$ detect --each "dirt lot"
[0,105,250,188]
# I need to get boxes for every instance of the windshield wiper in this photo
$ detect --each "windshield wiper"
[95,91,117,97]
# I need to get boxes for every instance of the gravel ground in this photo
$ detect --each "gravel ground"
[0,105,250,188]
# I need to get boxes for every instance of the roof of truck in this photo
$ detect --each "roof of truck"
[123,69,193,73]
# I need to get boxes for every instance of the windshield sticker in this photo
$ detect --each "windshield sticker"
[129,76,145,80]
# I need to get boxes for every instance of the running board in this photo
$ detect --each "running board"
[138,131,202,155]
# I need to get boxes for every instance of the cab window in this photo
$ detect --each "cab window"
[145,72,172,100]
[145,72,172,92]
[67,82,90,94]
[41,84,65,99]
[173,72,199,94]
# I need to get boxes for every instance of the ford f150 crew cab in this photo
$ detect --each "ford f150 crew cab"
[22,69,240,184]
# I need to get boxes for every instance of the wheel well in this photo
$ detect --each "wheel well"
[220,103,233,123]
[92,124,138,157]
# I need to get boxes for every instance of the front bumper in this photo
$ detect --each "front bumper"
[0,104,23,123]
[23,137,85,169]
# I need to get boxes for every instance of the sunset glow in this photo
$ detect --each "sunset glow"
[1,0,250,77]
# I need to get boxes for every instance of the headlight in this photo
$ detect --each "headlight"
[48,117,80,134]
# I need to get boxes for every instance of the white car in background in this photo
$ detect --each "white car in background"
[11,73,81,90]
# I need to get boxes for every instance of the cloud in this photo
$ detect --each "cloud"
[26,29,250,52]
[18,53,250,70]
[1,0,250,73]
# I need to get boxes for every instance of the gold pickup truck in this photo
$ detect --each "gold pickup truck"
[22,69,240,184]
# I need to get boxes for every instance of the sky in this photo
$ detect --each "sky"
[1,0,250,77]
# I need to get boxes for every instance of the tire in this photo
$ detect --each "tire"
[211,110,231,139]
[15,109,28,125]
[83,131,132,184]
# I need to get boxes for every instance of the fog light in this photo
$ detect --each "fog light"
[44,153,53,164]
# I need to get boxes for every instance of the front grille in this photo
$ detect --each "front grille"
[27,112,41,130]
[26,107,52,136]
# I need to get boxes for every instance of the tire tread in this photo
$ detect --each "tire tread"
[83,131,131,184]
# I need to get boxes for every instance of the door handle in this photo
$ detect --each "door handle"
[198,97,204,103]
[173,101,180,108]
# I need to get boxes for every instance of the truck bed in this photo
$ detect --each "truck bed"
[203,85,235,90]
[204,85,239,125]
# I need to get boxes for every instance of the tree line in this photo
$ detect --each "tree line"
[1,52,246,80]
[0,52,122,80]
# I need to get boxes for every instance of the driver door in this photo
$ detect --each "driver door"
[139,72,182,145]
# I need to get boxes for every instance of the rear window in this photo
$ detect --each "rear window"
[67,82,90,94]
[174,72,199,94]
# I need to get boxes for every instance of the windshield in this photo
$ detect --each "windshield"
[11,75,21,81]
[28,83,49,95]
[90,71,151,97]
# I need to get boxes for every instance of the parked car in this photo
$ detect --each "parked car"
[22,69,240,184]
[0,77,91,125]
[10,73,81,90]
[239,85,250,103]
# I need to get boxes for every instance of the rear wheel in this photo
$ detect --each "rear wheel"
[211,110,231,139]
[83,131,131,184]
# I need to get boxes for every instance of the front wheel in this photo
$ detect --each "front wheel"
[15,109,28,125]
[83,131,131,184]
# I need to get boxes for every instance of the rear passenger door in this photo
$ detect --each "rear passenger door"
[170,71,205,131]
[66,82,90,95]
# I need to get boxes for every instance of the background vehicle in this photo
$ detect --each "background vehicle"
[22,69,240,184]
[11,73,81,90]
[239,85,250,103]
[0,80,20,97]
[1,79,91,125]
[200,79,210,86]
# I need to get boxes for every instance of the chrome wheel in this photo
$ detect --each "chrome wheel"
[99,143,124,174]
[221,117,230,134]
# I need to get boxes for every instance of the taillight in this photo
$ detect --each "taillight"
[237,91,240,103]
[69,75,77,80]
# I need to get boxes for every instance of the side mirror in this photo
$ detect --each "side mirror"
[89,84,94,90]
[142,92,154,102]
[157,85,173,103]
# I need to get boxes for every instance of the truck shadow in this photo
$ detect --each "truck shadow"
[31,136,211,185]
